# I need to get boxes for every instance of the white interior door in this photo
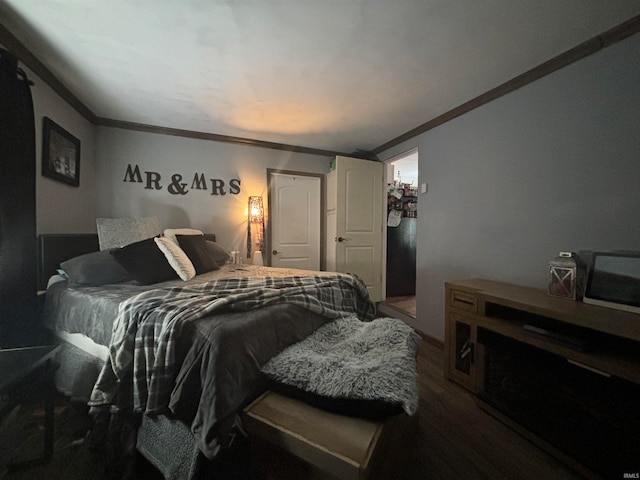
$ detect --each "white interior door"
[269,172,322,270]
[327,156,384,301]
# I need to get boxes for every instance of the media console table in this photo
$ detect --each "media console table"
[444,279,640,479]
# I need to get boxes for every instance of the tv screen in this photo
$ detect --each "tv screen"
[584,252,640,314]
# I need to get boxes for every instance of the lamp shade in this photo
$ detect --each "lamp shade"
[247,196,265,259]
[248,196,264,223]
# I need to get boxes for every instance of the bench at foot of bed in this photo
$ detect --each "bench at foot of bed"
[242,390,417,480]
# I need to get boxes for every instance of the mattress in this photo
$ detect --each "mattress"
[43,264,375,461]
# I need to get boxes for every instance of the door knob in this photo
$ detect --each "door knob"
[272,250,278,255]
[337,237,350,242]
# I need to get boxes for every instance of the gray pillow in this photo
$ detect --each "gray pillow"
[176,235,219,275]
[96,216,161,250]
[206,240,232,265]
[60,249,133,286]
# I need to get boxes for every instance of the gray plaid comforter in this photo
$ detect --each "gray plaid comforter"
[87,272,374,458]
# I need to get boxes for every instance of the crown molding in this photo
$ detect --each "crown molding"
[3,14,639,159]
[94,117,353,158]
[371,14,640,155]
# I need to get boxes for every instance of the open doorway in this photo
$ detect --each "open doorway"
[382,149,418,318]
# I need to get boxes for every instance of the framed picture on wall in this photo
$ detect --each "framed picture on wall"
[42,116,80,187]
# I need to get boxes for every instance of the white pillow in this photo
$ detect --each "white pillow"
[154,237,196,281]
[163,228,204,245]
[97,216,161,250]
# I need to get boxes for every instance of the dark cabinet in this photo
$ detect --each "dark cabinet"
[0,48,37,347]
[386,217,416,297]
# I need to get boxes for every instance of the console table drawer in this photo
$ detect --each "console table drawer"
[449,289,477,313]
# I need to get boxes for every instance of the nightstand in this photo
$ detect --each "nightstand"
[0,345,60,472]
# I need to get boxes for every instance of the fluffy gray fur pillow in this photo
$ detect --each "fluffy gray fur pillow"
[262,316,421,416]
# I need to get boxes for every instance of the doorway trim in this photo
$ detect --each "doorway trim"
[382,147,418,315]
[266,169,326,270]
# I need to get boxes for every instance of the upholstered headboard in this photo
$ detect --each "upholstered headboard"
[37,233,216,290]
[37,234,99,290]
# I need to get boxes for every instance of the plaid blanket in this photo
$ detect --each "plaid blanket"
[88,273,374,414]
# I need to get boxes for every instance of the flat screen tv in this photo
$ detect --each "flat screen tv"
[583,252,640,314]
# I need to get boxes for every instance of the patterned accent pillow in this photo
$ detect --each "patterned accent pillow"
[154,236,196,281]
[96,217,161,250]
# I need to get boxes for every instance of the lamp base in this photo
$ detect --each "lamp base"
[253,250,264,266]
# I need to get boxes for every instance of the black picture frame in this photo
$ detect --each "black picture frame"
[42,117,80,187]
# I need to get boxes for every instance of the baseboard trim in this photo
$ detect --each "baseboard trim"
[376,302,443,349]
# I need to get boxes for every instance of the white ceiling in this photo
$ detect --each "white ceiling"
[1,1,639,154]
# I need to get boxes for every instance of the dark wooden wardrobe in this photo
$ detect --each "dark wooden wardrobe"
[0,47,37,347]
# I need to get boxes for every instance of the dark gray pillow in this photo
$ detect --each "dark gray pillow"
[60,249,133,286]
[205,240,232,265]
[111,237,178,285]
[176,235,220,275]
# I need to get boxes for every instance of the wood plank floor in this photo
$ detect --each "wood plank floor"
[3,338,587,480]
[383,296,416,318]
[403,337,585,480]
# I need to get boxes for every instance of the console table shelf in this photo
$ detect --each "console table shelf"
[477,310,640,384]
[451,278,640,340]
[445,278,640,388]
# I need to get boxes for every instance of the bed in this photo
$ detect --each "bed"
[38,230,376,479]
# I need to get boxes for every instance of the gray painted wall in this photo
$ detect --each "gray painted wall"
[29,68,97,234]
[24,50,332,250]
[95,127,331,254]
[381,33,640,341]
